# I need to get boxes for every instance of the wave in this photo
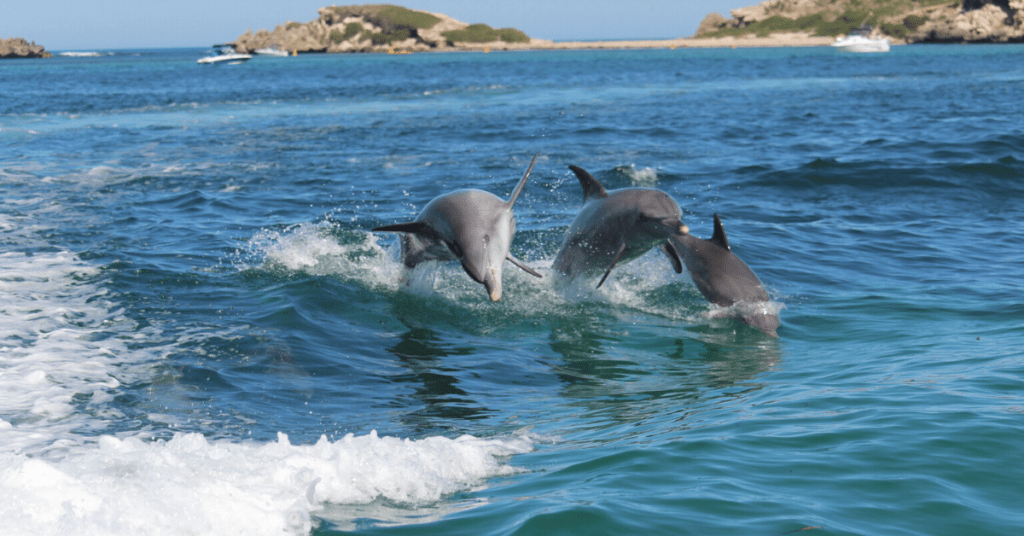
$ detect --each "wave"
[0,244,538,536]
[58,52,114,57]
[238,221,784,336]
[0,195,540,536]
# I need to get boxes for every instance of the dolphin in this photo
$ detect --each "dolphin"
[670,214,780,336]
[552,164,689,288]
[372,155,542,302]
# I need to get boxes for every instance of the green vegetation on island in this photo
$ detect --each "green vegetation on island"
[234,4,534,54]
[697,0,1024,43]
[322,5,441,45]
[441,24,530,44]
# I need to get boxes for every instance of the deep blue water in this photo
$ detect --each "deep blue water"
[2,45,1023,535]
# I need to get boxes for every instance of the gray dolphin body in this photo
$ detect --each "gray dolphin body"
[372,156,542,301]
[671,214,780,336]
[553,165,689,287]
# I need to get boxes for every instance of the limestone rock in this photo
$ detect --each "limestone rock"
[0,37,50,59]
[696,0,1024,43]
[232,5,533,54]
[730,0,823,25]
[696,13,731,35]
[918,1,1024,42]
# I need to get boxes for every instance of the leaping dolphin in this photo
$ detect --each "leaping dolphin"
[553,165,689,287]
[670,214,780,336]
[372,155,542,302]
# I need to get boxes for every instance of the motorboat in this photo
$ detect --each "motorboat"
[831,24,890,53]
[197,45,252,65]
[254,44,292,57]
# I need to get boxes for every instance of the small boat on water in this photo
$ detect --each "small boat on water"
[197,45,252,65]
[254,44,292,57]
[831,24,890,53]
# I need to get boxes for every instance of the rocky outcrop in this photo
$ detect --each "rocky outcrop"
[696,0,1024,43]
[0,37,50,59]
[918,0,1024,42]
[233,4,542,54]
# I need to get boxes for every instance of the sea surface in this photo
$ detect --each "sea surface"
[2,44,1023,536]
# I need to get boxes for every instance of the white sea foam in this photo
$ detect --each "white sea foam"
[0,250,144,453]
[58,52,111,57]
[0,430,535,536]
[244,222,403,290]
[619,164,660,186]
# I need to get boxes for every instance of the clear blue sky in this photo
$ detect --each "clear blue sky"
[2,1,744,50]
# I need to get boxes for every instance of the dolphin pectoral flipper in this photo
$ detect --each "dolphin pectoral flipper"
[596,242,627,289]
[444,240,464,259]
[506,155,538,207]
[372,221,441,240]
[660,241,683,274]
[506,254,543,279]
[373,220,463,258]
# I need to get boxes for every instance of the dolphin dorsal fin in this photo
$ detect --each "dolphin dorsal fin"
[568,165,608,201]
[506,154,538,208]
[711,214,731,251]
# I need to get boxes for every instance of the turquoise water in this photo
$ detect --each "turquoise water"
[1,45,1023,535]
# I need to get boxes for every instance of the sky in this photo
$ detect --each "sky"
[1,1,745,51]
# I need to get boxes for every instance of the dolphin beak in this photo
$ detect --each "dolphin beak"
[485,266,502,301]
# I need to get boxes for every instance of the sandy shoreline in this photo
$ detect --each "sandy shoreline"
[454,33,846,52]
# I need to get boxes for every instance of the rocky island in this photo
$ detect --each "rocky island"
[229,2,1024,55]
[233,5,549,54]
[0,37,50,59]
[696,0,1024,44]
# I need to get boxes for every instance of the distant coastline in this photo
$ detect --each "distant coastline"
[231,5,845,57]
[532,34,838,50]
[9,1,1024,57]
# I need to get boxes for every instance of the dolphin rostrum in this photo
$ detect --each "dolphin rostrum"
[372,155,542,302]
[670,214,780,336]
[553,164,689,287]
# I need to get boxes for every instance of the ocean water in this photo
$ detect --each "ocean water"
[1,44,1023,535]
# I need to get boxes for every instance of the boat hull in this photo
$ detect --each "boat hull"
[831,36,890,53]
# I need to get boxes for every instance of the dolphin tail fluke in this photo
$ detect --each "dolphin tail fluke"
[506,154,538,208]
[568,165,608,201]
[596,242,627,288]
[660,241,683,274]
[711,214,731,250]
[506,254,542,278]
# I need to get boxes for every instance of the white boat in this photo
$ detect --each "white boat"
[831,25,890,53]
[197,45,252,65]
[254,45,291,57]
